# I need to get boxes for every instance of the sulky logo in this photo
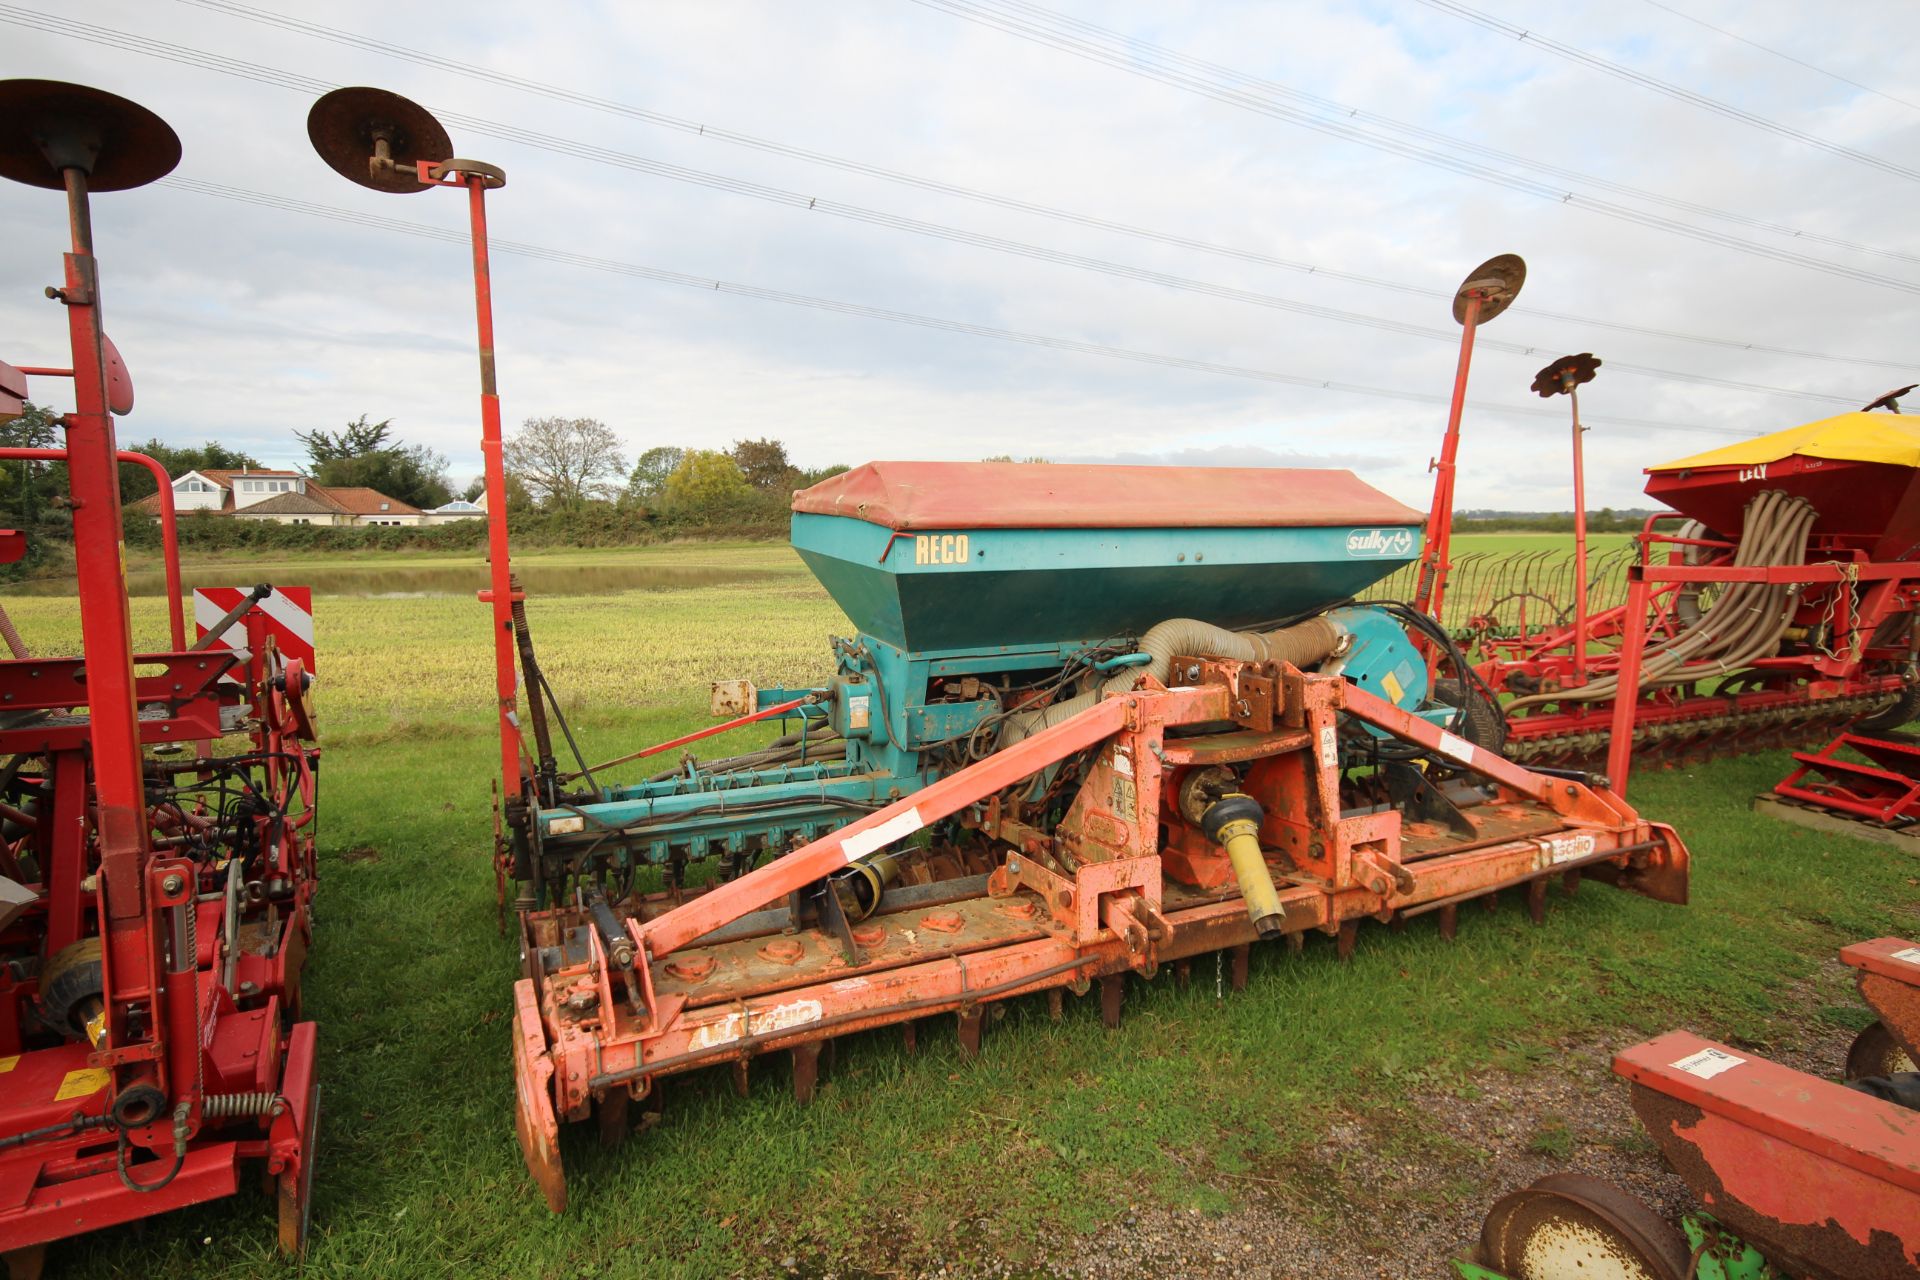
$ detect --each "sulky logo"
[1345,527,1415,557]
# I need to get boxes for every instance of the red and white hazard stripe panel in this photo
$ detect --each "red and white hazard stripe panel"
[193,585,315,672]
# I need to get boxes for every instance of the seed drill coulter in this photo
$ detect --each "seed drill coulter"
[304,89,1691,1210]
[0,82,320,1274]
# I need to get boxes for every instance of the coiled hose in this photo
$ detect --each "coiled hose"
[1000,616,1341,743]
[1506,490,1816,711]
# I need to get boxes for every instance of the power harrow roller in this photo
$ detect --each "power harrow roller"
[502,463,1690,1210]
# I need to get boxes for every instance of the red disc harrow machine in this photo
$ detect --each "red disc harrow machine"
[0,82,320,1275]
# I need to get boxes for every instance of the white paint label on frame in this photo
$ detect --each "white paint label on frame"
[1111,746,1133,777]
[1435,730,1475,765]
[687,998,824,1051]
[1671,1046,1744,1080]
[841,806,924,863]
[1318,724,1338,769]
[547,814,585,835]
[1890,946,1920,967]
[1546,834,1596,865]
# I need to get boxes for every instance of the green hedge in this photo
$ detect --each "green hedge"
[119,501,790,556]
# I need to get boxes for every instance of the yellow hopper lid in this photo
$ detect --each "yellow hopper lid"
[1650,411,1920,473]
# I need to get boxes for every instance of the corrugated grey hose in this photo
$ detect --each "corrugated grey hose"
[1506,490,1817,711]
[1000,616,1340,743]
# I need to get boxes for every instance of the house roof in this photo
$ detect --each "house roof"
[231,491,339,517]
[320,487,422,516]
[126,470,420,519]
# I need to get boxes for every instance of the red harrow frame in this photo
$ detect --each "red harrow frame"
[0,81,319,1274]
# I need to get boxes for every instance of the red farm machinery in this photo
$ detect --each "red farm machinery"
[0,82,320,1275]
[296,89,1693,1211]
[1456,936,1920,1280]
[1407,374,1920,791]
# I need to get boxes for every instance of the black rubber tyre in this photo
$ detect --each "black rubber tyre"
[1435,678,1509,754]
[1845,1019,1917,1081]
[38,938,103,1035]
[1856,682,1920,733]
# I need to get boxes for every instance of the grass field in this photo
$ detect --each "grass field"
[6,533,1916,1279]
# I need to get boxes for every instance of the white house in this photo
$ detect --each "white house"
[423,499,485,523]
[130,471,441,527]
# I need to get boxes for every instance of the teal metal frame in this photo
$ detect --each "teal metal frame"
[526,505,1425,893]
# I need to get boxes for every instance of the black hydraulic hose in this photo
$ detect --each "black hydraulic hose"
[0,1110,112,1153]
[508,573,557,780]
[538,668,600,794]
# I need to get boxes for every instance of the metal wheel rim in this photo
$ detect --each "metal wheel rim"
[1480,1173,1690,1280]
[1845,1019,1917,1081]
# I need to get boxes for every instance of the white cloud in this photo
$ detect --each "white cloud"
[0,0,1914,514]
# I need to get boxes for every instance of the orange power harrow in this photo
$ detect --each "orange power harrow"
[512,657,1688,1208]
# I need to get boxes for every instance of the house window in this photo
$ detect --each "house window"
[276,481,291,491]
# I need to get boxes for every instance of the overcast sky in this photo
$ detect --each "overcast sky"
[3,0,1916,510]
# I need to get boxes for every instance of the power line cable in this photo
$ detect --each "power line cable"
[1410,0,1920,180]
[156,175,1758,440]
[975,0,1920,266]
[1637,0,1920,116]
[1,6,1870,409]
[901,0,1920,293]
[62,0,1915,371]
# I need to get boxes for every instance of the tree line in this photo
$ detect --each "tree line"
[3,402,1647,576]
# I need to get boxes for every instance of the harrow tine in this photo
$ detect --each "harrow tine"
[1231,943,1251,991]
[1100,973,1125,1029]
[1336,919,1359,961]
[732,1059,750,1098]
[1527,878,1548,924]
[1173,958,1191,991]
[902,1019,918,1054]
[956,1009,984,1060]
[1046,989,1064,1021]
[1438,903,1459,941]
[597,1089,629,1150]
[792,1041,824,1103]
